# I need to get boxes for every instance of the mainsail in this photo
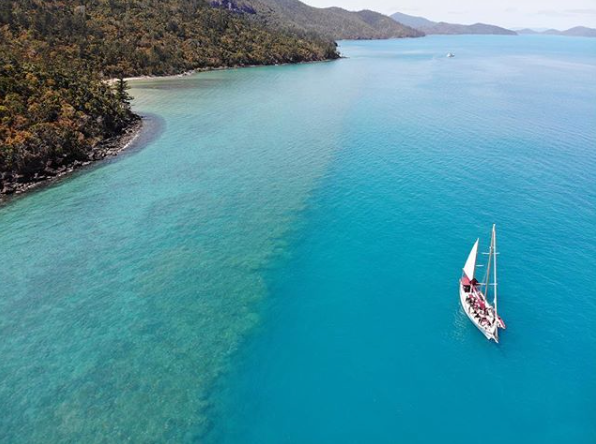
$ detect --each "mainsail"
[463,239,479,280]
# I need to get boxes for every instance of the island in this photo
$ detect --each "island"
[391,12,516,35]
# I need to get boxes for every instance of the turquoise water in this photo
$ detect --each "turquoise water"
[0,35,595,443]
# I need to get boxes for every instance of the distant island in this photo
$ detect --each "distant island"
[391,11,596,38]
[515,26,596,38]
[391,12,516,35]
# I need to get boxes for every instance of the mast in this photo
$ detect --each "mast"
[492,224,499,339]
[484,231,492,298]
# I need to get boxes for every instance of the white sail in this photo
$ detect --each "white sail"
[463,239,479,280]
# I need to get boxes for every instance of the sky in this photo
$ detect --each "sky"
[301,0,596,29]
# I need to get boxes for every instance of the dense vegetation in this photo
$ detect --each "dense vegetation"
[0,0,340,193]
[0,32,137,193]
[1,0,339,76]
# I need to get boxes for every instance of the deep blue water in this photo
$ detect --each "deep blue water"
[209,36,596,444]
[0,36,595,443]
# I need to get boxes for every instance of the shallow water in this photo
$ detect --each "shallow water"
[0,35,595,443]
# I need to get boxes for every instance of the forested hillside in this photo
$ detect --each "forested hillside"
[0,0,339,194]
[216,0,423,40]
[0,0,338,78]
[0,37,137,194]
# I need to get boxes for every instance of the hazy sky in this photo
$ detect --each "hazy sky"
[301,0,596,29]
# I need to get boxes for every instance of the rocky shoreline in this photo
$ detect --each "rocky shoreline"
[0,118,143,198]
[1,59,339,200]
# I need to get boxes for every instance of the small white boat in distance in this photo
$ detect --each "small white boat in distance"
[446,52,455,58]
[459,225,506,342]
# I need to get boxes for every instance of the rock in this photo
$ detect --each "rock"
[1,119,142,196]
[2,184,15,194]
[92,151,105,161]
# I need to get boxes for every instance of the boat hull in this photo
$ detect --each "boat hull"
[459,282,499,342]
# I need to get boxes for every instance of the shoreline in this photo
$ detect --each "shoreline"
[108,57,344,84]
[2,57,340,200]
[0,119,143,199]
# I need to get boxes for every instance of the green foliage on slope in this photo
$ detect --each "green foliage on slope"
[0,0,340,191]
[220,0,423,40]
[0,32,137,191]
[1,0,339,77]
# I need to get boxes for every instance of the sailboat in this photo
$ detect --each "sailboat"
[459,225,506,342]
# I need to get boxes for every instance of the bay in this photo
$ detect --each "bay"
[0,35,595,443]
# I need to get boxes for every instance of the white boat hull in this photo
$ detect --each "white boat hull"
[459,282,499,342]
[459,226,505,343]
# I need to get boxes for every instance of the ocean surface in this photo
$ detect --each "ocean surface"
[0,35,595,443]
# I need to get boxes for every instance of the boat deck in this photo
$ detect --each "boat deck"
[460,283,498,341]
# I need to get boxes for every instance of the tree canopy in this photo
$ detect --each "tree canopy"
[0,0,339,193]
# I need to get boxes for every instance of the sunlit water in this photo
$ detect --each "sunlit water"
[0,36,595,443]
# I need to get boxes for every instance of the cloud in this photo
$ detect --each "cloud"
[536,10,561,16]
[564,9,596,15]
[535,8,596,17]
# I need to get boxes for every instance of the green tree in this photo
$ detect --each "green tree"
[115,77,131,105]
